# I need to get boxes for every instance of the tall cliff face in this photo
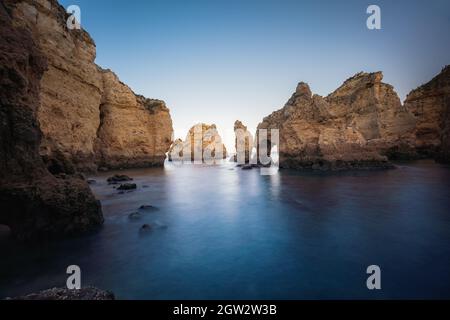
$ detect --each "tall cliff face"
[257,72,417,170]
[10,0,173,172]
[94,70,173,170]
[404,66,450,162]
[0,0,103,240]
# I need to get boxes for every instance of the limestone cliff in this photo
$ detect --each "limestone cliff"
[0,0,103,240]
[257,72,417,170]
[94,70,173,170]
[168,124,227,162]
[11,0,173,172]
[325,72,417,159]
[404,66,450,162]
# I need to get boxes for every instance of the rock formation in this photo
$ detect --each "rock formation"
[10,0,173,172]
[0,0,103,240]
[94,71,173,170]
[325,72,417,159]
[233,120,253,164]
[168,124,227,162]
[404,66,450,163]
[168,138,184,161]
[8,287,115,300]
[257,72,417,170]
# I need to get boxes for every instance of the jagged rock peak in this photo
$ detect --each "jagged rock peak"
[295,82,312,97]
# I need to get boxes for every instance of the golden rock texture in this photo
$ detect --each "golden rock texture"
[0,0,103,240]
[404,66,450,162]
[11,0,173,172]
[257,72,417,170]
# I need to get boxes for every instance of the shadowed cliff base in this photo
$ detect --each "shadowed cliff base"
[0,0,103,241]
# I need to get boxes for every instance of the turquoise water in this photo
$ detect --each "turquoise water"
[1,160,450,299]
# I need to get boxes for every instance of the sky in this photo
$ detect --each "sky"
[60,0,450,150]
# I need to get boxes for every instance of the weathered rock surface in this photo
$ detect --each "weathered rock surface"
[233,120,253,164]
[10,0,173,172]
[404,66,450,162]
[8,287,115,300]
[94,71,173,170]
[168,138,184,161]
[169,124,227,162]
[257,72,417,170]
[326,72,417,159]
[0,0,103,240]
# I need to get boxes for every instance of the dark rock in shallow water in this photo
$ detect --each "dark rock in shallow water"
[87,179,97,185]
[139,205,158,211]
[107,174,133,184]
[117,183,137,191]
[140,224,152,231]
[128,212,141,220]
[8,287,115,300]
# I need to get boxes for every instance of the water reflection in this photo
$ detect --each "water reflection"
[0,161,449,299]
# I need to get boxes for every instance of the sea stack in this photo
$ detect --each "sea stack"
[233,120,254,164]
[168,124,227,162]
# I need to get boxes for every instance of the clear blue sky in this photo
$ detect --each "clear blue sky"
[60,0,450,149]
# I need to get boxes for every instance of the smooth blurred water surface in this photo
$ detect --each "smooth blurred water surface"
[1,160,450,299]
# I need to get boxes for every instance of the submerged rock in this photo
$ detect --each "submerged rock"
[140,224,152,231]
[117,183,137,191]
[128,212,141,220]
[107,174,133,184]
[8,287,115,300]
[139,205,158,211]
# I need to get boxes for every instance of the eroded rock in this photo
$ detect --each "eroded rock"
[404,66,450,162]
[257,72,417,170]
[0,1,103,241]
[169,124,227,162]
[10,0,173,172]
[9,287,115,300]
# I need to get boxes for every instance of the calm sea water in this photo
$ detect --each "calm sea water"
[1,160,450,299]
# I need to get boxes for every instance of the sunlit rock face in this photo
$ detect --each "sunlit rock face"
[11,0,173,172]
[0,0,103,241]
[233,120,253,164]
[94,70,173,170]
[404,66,450,163]
[257,72,418,170]
[168,124,227,162]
